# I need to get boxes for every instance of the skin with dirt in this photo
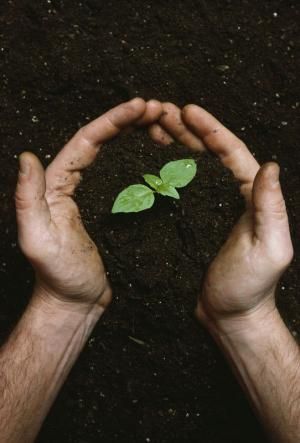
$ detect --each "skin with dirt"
[0,1,299,442]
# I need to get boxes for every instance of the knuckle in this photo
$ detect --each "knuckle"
[281,244,294,266]
[15,192,30,211]
[272,199,287,217]
[77,126,91,145]
[18,235,38,260]
[226,140,246,160]
[271,243,294,269]
[77,125,86,135]
[182,104,198,119]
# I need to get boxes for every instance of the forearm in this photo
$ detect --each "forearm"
[209,307,300,443]
[0,290,103,443]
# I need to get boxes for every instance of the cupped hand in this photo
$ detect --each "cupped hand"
[152,103,294,333]
[15,98,163,313]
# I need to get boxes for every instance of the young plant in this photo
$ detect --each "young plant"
[112,158,197,213]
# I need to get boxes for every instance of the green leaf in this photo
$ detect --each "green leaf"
[143,174,163,190]
[112,185,155,213]
[157,183,180,199]
[160,159,197,188]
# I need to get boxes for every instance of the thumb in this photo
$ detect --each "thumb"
[15,152,50,251]
[252,162,293,263]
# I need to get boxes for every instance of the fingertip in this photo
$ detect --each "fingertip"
[19,151,43,177]
[161,102,178,115]
[148,123,174,145]
[18,152,45,194]
[128,97,147,113]
[20,151,43,164]
[263,162,280,181]
[256,162,280,189]
[135,99,163,126]
[147,99,162,110]
[19,151,35,163]
[182,104,200,121]
[253,162,291,249]
[253,163,285,218]
[19,152,32,176]
[159,102,206,151]
[182,103,198,113]
[182,105,209,134]
[147,99,163,119]
[159,102,180,125]
[16,152,47,215]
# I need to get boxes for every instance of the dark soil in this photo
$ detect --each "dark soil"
[0,1,299,442]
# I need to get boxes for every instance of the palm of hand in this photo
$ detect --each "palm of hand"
[16,98,162,309]
[151,103,293,326]
[199,210,291,325]
[31,194,110,307]
[201,159,293,326]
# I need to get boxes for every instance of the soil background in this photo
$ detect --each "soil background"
[0,1,299,442]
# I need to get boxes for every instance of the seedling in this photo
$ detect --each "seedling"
[112,159,197,213]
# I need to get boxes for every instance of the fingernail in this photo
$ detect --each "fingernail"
[267,164,280,187]
[270,166,279,182]
[19,157,31,176]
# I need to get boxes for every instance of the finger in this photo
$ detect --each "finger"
[252,163,293,263]
[159,102,205,151]
[46,98,146,193]
[148,123,175,145]
[182,104,260,200]
[135,99,163,126]
[15,152,51,253]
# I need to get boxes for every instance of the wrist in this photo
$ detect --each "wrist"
[199,297,278,341]
[22,288,102,372]
[30,285,105,330]
[31,283,107,320]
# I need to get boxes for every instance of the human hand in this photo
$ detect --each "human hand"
[15,98,163,314]
[152,103,294,334]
